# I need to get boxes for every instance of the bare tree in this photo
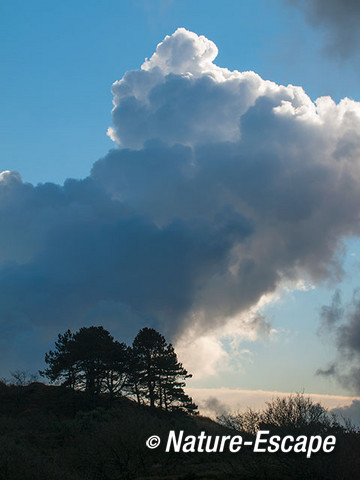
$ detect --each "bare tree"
[9,370,38,386]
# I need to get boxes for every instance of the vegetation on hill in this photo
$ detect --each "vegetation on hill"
[218,393,347,435]
[40,326,197,414]
[0,326,359,479]
[0,382,359,480]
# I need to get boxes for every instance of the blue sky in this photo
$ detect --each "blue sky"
[1,0,360,416]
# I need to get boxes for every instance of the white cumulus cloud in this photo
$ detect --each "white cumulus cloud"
[2,28,360,379]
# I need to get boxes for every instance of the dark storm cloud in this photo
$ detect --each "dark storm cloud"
[318,290,360,393]
[0,170,252,346]
[289,0,360,57]
[2,28,360,373]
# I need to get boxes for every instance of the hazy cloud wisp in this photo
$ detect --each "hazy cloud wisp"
[289,0,360,57]
[318,289,360,394]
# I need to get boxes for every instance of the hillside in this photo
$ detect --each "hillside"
[0,382,359,480]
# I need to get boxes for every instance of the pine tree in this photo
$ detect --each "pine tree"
[102,340,130,400]
[71,326,116,396]
[156,343,197,413]
[132,327,197,413]
[40,329,78,389]
[132,327,166,408]
[40,326,129,398]
[41,325,197,413]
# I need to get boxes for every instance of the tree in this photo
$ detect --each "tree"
[40,329,77,389]
[218,393,343,435]
[40,326,129,398]
[71,326,117,396]
[132,327,197,413]
[156,342,197,413]
[102,340,130,400]
[41,325,197,413]
[132,327,167,408]
[9,370,38,386]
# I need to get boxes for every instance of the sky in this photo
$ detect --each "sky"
[1,0,360,422]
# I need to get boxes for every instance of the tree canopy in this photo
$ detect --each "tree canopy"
[131,327,197,413]
[40,325,197,414]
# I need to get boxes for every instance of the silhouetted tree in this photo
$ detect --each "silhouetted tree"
[218,393,343,435]
[132,327,197,413]
[156,342,197,413]
[41,325,196,412]
[71,326,118,396]
[40,329,77,389]
[9,370,38,386]
[132,327,166,408]
[102,340,130,400]
[41,326,129,398]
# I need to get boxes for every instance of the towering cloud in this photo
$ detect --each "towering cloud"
[2,28,360,376]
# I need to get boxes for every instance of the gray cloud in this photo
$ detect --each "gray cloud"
[332,400,360,428]
[320,289,343,327]
[289,0,360,57]
[318,290,360,393]
[316,364,337,377]
[201,396,230,417]
[0,170,250,346]
[2,29,360,374]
